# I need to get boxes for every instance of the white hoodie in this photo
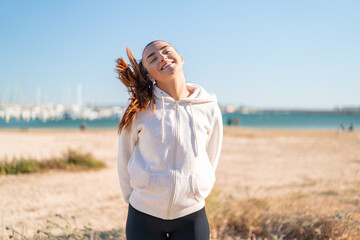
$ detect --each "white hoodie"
[117,83,223,220]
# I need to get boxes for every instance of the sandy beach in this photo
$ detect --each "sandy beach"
[1,127,360,238]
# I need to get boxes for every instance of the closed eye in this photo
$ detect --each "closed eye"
[150,57,157,64]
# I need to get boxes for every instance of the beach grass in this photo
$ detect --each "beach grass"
[205,190,360,239]
[0,149,106,175]
[5,214,125,240]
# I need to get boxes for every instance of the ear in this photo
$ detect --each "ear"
[180,55,184,64]
[147,73,155,83]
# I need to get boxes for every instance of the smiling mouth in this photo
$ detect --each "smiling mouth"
[161,61,174,71]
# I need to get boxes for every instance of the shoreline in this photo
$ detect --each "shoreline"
[1,126,358,131]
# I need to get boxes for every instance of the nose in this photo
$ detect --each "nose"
[160,54,168,62]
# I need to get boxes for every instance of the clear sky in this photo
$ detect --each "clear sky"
[0,0,359,109]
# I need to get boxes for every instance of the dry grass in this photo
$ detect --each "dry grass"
[206,189,360,240]
[0,149,106,175]
[5,214,124,240]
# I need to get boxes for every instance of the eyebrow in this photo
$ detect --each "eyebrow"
[146,45,170,61]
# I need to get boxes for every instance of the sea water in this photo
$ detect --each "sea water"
[223,112,360,130]
[0,113,359,130]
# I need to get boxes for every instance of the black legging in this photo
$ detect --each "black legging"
[126,204,210,240]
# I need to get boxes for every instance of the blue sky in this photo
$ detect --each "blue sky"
[0,0,359,109]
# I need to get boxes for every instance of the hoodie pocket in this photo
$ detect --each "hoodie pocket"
[190,172,216,202]
[128,157,150,191]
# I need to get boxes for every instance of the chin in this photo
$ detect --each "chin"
[161,68,178,76]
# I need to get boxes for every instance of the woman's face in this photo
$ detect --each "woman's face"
[142,41,183,83]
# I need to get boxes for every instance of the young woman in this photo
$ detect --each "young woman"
[116,41,223,240]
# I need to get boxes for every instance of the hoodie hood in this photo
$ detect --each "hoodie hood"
[153,82,217,104]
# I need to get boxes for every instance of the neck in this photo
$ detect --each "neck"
[156,72,189,101]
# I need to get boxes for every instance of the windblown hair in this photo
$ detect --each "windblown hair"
[115,47,156,134]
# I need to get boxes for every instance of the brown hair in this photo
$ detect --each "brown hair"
[115,47,156,134]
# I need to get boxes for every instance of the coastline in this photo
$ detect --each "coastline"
[0,125,358,131]
[1,111,359,130]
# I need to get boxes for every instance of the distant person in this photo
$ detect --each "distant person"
[116,41,223,240]
[80,122,87,131]
[339,124,345,132]
[227,118,233,126]
[348,123,354,131]
[234,117,240,126]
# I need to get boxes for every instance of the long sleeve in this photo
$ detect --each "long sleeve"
[206,104,223,171]
[117,119,138,203]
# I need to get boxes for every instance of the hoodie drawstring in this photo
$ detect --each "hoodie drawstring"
[160,97,198,157]
[189,103,199,157]
[161,96,165,143]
